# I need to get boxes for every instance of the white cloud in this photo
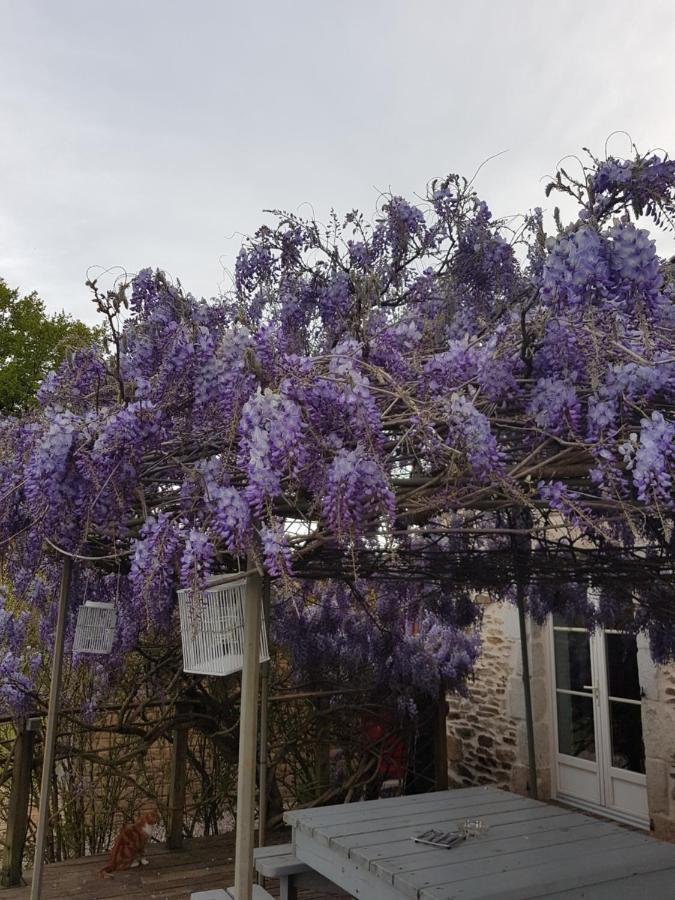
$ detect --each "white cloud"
[1,0,674,322]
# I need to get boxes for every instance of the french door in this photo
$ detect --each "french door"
[550,615,648,828]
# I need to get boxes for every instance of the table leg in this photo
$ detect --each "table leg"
[279,876,298,900]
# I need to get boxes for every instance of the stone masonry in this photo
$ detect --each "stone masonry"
[643,660,675,840]
[447,603,533,792]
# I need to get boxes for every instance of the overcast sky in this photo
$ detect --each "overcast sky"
[2,0,675,324]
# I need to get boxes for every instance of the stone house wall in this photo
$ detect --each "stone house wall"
[445,604,519,790]
[445,603,551,798]
[643,663,675,840]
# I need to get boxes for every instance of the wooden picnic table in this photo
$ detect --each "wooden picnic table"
[284,785,675,899]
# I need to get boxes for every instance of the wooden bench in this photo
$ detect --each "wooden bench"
[253,843,345,900]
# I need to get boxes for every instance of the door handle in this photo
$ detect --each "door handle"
[583,684,599,702]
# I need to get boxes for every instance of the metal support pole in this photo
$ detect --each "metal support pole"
[30,556,72,900]
[257,577,271,854]
[516,583,538,800]
[433,689,449,792]
[233,571,263,900]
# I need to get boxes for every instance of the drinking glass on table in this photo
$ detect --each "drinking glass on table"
[458,817,488,838]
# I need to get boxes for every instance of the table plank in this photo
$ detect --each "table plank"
[542,866,675,899]
[285,786,503,829]
[295,828,404,900]
[419,840,675,899]
[353,814,618,875]
[397,828,654,897]
[367,819,629,886]
[311,803,571,859]
[305,796,533,845]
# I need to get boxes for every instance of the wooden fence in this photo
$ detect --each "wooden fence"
[0,692,448,888]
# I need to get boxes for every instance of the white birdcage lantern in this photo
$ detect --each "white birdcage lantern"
[177,577,270,677]
[72,601,117,655]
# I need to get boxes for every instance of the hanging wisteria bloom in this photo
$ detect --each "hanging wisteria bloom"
[619,412,674,506]
[322,447,395,542]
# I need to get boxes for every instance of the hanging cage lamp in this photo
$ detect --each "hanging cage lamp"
[177,577,270,677]
[72,601,117,655]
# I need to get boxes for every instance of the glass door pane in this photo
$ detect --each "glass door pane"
[554,630,592,692]
[606,633,641,700]
[556,692,596,760]
[553,627,596,761]
[605,633,645,774]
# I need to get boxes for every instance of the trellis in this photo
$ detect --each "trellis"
[30,510,673,900]
[5,152,673,900]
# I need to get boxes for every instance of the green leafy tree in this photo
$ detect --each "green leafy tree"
[0,279,98,413]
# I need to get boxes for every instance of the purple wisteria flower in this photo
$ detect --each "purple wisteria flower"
[619,412,674,505]
[446,395,503,481]
[529,377,581,437]
[541,226,610,307]
[322,447,395,541]
[130,513,180,625]
[180,529,215,590]
[238,387,307,512]
[260,519,293,577]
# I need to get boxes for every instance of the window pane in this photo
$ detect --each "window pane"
[556,692,596,761]
[605,633,641,701]
[609,701,645,773]
[554,630,592,693]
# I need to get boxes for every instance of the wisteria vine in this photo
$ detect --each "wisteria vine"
[0,146,674,715]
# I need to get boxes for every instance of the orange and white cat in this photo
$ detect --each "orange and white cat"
[99,810,159,878]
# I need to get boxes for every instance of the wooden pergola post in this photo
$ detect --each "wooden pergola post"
[1,718,37,887]
[167,701,190,850]
[30,556,72,900]
[232,571,263,900]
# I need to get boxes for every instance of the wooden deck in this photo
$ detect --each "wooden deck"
[0,831,335,900]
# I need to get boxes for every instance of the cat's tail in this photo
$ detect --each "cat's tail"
[99,864,114,879]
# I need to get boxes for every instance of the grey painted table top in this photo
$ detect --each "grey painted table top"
[284,786,675,899]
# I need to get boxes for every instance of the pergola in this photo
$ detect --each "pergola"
[29,497,673,898]
[2,149,673,900]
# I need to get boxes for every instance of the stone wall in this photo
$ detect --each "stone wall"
[446,602,551,797]
[447,603,521,791]
[642,661,675,840]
